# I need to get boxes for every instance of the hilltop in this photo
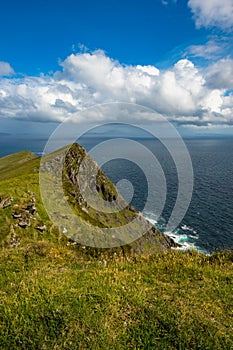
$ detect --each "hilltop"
[0,146,232,349]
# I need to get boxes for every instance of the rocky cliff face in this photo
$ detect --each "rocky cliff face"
[58,143,179,252]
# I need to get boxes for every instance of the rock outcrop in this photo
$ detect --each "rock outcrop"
[8,194,47,234]
[41,143,179,252]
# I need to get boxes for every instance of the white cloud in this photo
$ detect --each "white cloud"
[0,62,14,76]
[188,39,224,60]
[173,59,205,96]
[188,0,233,29]
[205,58,233,89]
[136,65,160,76]
[0,51,233,128]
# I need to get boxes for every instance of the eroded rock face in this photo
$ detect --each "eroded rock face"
[62,143,179,252]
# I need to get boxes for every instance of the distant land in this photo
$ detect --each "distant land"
[1,133,233,158]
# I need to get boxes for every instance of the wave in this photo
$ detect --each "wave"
[144,211,208,254]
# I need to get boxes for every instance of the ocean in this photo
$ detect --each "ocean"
[1,136,233,254]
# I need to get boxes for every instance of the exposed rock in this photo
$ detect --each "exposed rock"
[67,238,78,246]
[18,219,31,228]
[82,207,89,214]
[7,226,20,248]
[12,212,22,219]
[35,224,47,232]
[11,198,38,228]
[24,203,37,215]
[128,206,137,213]
[27,191,36,202]
[9,234,20,248]
[0,197,14,209]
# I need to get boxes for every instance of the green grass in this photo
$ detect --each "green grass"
[0,246,233,349]
[0,148,233,349]
[0,151,38,182]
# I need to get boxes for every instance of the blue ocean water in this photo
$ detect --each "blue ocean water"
[0,136,47,157]
[1,136,233,254]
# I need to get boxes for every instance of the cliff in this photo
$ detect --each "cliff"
[41,142,178,252]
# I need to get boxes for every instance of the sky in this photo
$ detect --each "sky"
[0,0,233,139]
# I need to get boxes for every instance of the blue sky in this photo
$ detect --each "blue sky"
[0,0,200,74]
[0,0,233,139]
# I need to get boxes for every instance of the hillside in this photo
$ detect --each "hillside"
[0,147,233,349]
[0,144,176,252]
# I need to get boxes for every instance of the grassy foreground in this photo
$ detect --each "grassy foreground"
[0,151,233,349]
[1,245,233,349]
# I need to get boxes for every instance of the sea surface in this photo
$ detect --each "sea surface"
[1,136,233,254]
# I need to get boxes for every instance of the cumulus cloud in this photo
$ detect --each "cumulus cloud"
[0,62,14,76]
[188,0,233,29]
[0,50,233,128]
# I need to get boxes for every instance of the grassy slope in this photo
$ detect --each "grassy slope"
[0,151,233,349]
[0,151,37,181]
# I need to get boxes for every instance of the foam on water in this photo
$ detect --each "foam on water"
[144,211,208,254]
